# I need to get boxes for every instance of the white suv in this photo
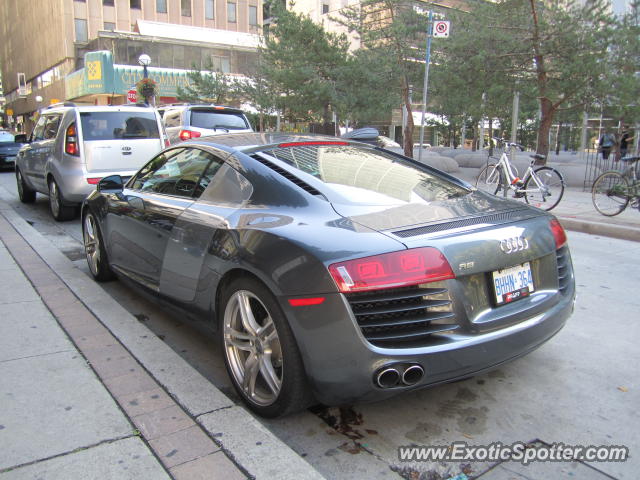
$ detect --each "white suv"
[15,103,167,221]
[162,104,253,144]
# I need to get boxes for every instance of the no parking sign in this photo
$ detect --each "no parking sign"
[433,21,450,38]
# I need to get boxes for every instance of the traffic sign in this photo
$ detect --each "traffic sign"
[433,21,450,38]
[127,88,137,103]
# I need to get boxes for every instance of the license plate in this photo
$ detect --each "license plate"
[492,262,534,305]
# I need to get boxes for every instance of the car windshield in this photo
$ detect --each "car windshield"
[80,112,160,140]
[258,144,468,205]
[0,131,15,143]
[190,110,249,130]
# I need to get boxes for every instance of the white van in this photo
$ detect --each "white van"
[15,103,167,220]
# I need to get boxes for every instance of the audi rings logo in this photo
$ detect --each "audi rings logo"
[122,146,132,151]
[500,236,529,254]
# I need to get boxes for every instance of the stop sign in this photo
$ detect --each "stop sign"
[127,88,137,103]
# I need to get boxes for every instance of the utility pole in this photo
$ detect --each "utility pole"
[418,10,434,163]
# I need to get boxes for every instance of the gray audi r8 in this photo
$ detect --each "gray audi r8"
[82,133,575,417]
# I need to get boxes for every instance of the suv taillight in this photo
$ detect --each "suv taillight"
[549,219,567,249]
[179,129,201,141]
[329,247,455,293]
[65,123,79,156]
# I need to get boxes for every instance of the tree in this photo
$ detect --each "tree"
[260,2,349,124]
[177,61,234,104]
[337,1,428,157]
[232,69,278,131]
[434,0,617,162]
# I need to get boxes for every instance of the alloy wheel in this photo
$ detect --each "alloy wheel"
[83,213,100,276]
[223,290,283,406]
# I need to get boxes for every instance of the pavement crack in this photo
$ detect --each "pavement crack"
[196,405,235,418]
[0,434,136,474]
[0,349,76,364]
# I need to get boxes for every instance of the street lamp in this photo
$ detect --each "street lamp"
[138,54,152,105]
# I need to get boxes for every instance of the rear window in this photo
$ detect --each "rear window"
[259,144,468,205]
[189,110,249,130]
[0,132,14,143]
[80,111,160,141]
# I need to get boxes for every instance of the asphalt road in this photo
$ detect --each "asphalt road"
[1,170,637,480]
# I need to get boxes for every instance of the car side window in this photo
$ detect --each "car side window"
[164,110,181,128]
[131,147,218,198]
[31,116,47,141]
[43,115,62,140]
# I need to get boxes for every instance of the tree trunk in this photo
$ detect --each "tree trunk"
[554,121,563,155]
[472,123,478,152]
[402,81,414,158]
[535,98,555,165]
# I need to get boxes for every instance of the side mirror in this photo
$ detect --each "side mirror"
[97,175,124,192]
[14,134,28,144]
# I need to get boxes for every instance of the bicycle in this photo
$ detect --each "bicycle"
[591,156,640,216]
[475,138,565,211]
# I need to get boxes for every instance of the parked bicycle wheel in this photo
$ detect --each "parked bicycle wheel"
[476,164,502,195]
[524,167,565,211]
[592,171,630,216]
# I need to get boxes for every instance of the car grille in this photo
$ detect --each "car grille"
[556,246,571,295]
[346,283,458,348]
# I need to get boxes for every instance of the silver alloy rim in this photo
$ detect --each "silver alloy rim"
[49,181,60,217]
[83,214,100,276]
[17,171,24,198]
[223,290,283,406]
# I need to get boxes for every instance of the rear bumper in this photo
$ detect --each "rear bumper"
[283,285,574,406]
[56,169,137,204]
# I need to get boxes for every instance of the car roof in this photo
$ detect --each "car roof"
[189,132,361,152]
[164,104,245,114]
[44,104,158,114]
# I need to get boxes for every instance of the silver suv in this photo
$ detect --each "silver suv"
[162,104,253,144]
[15,103,167,221]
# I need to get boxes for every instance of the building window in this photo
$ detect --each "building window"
[227,2,236,22]
[249,5,257,25]
[74,18,88,42]
[322,3,329,14]
[104,22,116,31]
[130,0,141,8]
[181,0,191,16]
[205,0,214,19]
[103,0,114,5]
[156,0,167,13]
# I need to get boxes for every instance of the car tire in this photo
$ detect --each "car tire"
[82,210,115,282]
[48,178,76,221]
[16,168,36,203]
[219,276,311,418]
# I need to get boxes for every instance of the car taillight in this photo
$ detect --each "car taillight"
[164,138,171,147]
[549,219,567,249]
[86,177,102,185]
[329,247,455,293]
[65,123,79,156]
[179,130,201,141]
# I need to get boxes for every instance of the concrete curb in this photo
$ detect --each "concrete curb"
[0,199,325,480]
[557,216,640,243]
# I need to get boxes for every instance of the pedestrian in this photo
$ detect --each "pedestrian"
[599,129,616,160]
[619,126,634,159]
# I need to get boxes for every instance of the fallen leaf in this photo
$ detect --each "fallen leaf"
[618,386,628,392]
[463,433,474,439]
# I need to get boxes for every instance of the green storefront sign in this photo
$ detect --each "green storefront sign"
[65,50,192,100]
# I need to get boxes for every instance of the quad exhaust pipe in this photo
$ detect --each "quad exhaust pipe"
[375,364,425,388]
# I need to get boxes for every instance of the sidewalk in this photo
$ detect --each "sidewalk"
[0,201,324,480]
[552,187,640,242]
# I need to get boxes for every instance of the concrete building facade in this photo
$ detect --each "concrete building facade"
[0,0,262,130]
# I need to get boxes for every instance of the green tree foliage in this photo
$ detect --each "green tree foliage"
[232,67,278,131]
[434,0,618,161]
[260,2,349,124]
[177,60,234,104]
[337,0,428,156]
[607,0,640,127]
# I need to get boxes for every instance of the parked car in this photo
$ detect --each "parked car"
[0,130,28,170]
[82,133,575,418]
[162,104,253,144]
[15,103,167,221]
